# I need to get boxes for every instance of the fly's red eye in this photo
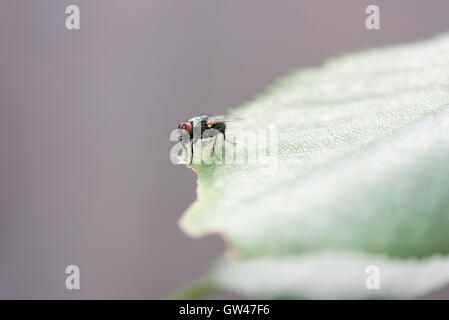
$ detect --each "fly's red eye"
[184,122,192,134]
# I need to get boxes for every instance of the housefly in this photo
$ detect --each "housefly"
[177,115,242,164]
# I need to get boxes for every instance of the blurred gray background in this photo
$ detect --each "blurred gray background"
[1,0,449,299]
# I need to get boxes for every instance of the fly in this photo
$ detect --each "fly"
[177,115,242,164]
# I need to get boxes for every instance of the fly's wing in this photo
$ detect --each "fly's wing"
[206,115,243,127]
[188,115,208,122]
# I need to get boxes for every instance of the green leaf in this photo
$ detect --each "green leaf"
[179,33,449,298]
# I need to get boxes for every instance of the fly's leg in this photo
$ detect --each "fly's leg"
[223,131,236,145]
[180,142,188,163]
[189,134,199,164]
[178,133,191,164]
[212,135,222,160]
[212,135,217,154]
